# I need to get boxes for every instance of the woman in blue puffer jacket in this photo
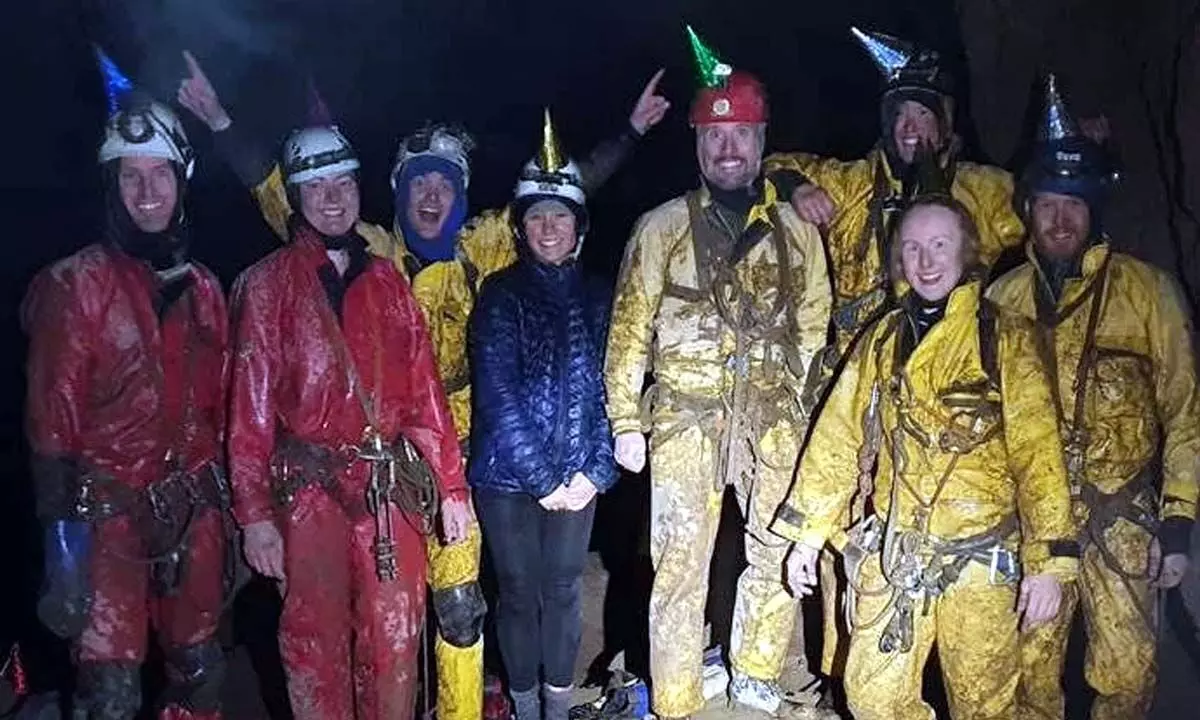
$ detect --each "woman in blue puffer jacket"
[468,115,618,720]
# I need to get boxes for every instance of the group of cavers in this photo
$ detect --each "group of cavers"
[18,19,1199,720]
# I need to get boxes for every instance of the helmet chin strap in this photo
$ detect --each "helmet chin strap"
[154,261,193,285]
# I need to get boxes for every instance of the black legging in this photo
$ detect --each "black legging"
[475,487,596,691]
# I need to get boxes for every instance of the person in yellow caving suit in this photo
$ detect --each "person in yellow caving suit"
[988,76,1200,720]
[763,27,1026,692]
[175,50,669,720]
[767,27,1023,357]
[774,194,1078,720]
[606,27,833,719]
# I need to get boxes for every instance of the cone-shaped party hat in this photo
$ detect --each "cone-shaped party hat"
[1038,73,1082,143]
[305,75,333,127]
[850,26,917,82]
[95,45,135,115]
[537,108,566,172]
[686,25,733,89]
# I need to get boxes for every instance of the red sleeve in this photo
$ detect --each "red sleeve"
[23,266,93,461]
[392,278,469,501]
[227,270,283,526]
[194,267,232,465]
[214,290,232,455]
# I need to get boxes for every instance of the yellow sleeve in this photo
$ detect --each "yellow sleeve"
[248,164,406,274]
[458,206,518,283]
[763,152,861,210]
[763,151,825,178]
[357,222,408,278]
[411,263,474,441]
[788,218,833,391]
[250,165,293,242]
[1150,273,1200,521]
[771,326,880,547]
[983,265,1036,320]
[604,210,669,435]
[966,167,1025,267]
[997,312,1078,579]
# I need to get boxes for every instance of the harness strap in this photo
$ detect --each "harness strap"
[66,464,227,565]
[639,381,794,491]
[72,463,228,522]
[1036,252,1113,493]
[976,298,1001,391]
[833,286,889,335]
[442,369,470,395]
[271,433,438,532]
[1077,466,1162,633]
[1080,465,1161,580]
[868,515,1020,654]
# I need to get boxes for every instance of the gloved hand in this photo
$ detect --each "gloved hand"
[440,495,474,545]
[1157,554,1190,589]
[37,520,92,639]
[614,433,647,474]
[785,543,821,598]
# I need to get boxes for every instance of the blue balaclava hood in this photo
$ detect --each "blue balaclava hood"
[393,154,468,264]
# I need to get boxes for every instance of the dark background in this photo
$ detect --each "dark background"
[2,0,963,651]
[3,0,1197,717]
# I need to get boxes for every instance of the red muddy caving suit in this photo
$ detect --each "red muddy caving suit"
[24,244,231,720]
[227,225,467,719]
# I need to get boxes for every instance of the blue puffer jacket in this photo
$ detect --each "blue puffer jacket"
[468,254,617,498]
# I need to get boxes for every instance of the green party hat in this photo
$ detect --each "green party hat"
[686,25,732,88]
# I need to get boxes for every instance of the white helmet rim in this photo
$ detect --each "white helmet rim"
[283,126,360,185]
[98,100,195,179]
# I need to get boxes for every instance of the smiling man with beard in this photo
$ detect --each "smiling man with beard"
[605,27,832,719]
[988,76,1200,720]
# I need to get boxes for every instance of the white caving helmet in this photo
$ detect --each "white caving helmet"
[391,124,474,191]
[513,109,587,217]
[99,98,196,180]
[282,126,361,185]
[95,45,195,179]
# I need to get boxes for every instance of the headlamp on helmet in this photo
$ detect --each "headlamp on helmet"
[392,124,474,191]
[282,126,360,185]
[94,48,196,179]
[512,110,588,240]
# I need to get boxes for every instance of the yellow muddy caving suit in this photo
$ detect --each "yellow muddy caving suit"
[252,166,510,720]
[763,146,1025,677]
[605,180,832,718]
[988,242,1200,720]
[771,281,1079,720]
[765,147,1024,356]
